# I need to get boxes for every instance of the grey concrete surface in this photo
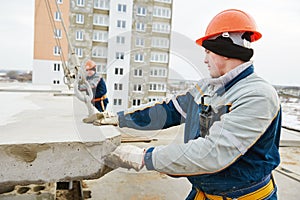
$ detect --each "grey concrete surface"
[279,129,300,177]
[0,91,121,186]
[86,169,191,200]
[280,128,300,147]
[274,170,300,200]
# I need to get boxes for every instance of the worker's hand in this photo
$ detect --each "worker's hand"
[82,112,105,123]
[93,112,119,126]
[105,145,146,171]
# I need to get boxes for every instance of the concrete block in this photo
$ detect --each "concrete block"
[0,91,121,186]
[0,183,56,200]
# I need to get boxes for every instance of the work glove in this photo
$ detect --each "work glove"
[105,145,146,171]
[82,111,118,126]
[93,112,119,126]
[82,112,105,123]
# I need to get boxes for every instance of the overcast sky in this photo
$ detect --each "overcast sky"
[0,0,299,86]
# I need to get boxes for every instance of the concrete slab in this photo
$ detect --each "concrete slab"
[281,128,300,140]
[0,91,121,187]
[280,128,300,147]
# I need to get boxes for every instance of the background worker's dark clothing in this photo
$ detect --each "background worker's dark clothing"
[93,77,108,112]
[80,73,108,112]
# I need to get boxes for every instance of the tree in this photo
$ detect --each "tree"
[6,70,19,80]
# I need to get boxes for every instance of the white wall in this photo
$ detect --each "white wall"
[32,59,64,85]
[107,0,133,112]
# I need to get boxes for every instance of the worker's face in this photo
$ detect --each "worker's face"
[86,68,95,76]
[204,49,226,78]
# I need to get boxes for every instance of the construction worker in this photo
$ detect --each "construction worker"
[84,9,281,200]
[79,59,108,112]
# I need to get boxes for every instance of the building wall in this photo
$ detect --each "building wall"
[106,0,133,112]
[33,0,173,111]
[33,0,69,85]
[129,0,173,107]
[32,60,65,85]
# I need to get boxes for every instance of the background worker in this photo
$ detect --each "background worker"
[85,9,281,200]
[79,59,108,112]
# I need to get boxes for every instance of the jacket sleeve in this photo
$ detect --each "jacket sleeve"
[144,82,281,175]
[117,93,191,130]
[95,78,107,98]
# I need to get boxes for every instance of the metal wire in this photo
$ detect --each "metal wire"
[44,0,95,116]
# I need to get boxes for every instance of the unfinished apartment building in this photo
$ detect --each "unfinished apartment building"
[33,0,173,112]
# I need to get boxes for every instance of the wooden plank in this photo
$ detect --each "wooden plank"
[280,140,300,147]
[121,136,157,143]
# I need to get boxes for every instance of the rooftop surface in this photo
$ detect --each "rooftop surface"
[0,83,299,199]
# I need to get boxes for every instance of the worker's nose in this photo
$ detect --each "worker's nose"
[204,54,208,64]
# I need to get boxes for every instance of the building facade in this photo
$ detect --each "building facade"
[33,0,173,112]
[33,0,70,85]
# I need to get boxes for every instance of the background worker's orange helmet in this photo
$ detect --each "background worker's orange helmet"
[196,9,262,46]
[85,59,96,70]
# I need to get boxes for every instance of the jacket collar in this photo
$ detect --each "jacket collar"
[208,61,253,87]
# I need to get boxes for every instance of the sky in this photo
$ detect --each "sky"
[0,0,299,86]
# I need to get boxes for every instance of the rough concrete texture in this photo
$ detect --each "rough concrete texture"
[0,183,56,200]
[0,139,119,186]
[0,91,121,187]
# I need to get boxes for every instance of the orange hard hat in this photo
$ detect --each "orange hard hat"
[196,9,262,46]
[85,59,96,70]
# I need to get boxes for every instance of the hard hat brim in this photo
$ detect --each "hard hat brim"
[196,31,262,47]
